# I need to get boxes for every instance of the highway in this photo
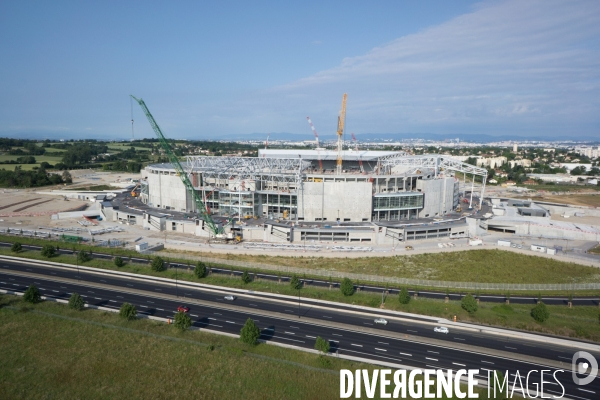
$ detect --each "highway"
[1,241,598,306]
[1,260,599,399]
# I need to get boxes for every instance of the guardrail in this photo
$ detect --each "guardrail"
[141,250,600,291]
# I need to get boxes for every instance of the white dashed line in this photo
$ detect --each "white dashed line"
[375,348,387,352]
[425,357,438,361]
[351,344,363,347]
[400,353,412,357]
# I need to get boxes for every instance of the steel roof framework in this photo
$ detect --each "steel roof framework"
[184,156,311,185]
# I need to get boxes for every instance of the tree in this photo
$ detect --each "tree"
[62,170,72,184]
[314,336,330,354]
[531,301,550,323]
[194,261,207,278]
[119,302,137,320]
[340,278,355,296]
[151,256,165,272]
[11,242,22,253]
[23,284,41,303]
[290,275,302,290]
[174,311,192,331]
[68,292,85,311]
[239,318,260,345]
[114,256,124,267]
[40,244,56,258]
[77,250,92,263]
[398,288,411,305]
[241,270,252,284]
[461,294,478,314]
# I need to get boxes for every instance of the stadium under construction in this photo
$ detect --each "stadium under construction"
[138,150,489,245]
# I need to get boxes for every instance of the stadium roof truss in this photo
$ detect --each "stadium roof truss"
[378,153,488,179]
[184,156,311,185]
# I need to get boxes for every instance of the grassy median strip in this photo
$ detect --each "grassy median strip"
[2,245,600,341]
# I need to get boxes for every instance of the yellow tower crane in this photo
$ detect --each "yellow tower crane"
[336,93,347,175]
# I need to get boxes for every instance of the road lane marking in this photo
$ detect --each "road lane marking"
[351,344,363,347]
[52,290,59,292]
[214,313,222,315]
[284,331,295,335]
[454,338,465,341]
[407,330,417,333]
[140,305,147,308]
[425,357,438,361]
[578,388,595,394]
[400,353,412,357]
[289,326,299,329]
[428,350,439,354]
[109,300,117,302]
[211,324,223,328]
[378,342,389,345]
[271,336,305,343]
[249,303,257,306]
[505,346,517,350]
[94,297,102,300]
[190,314,198,317]
[332,333,343,337]
[157,308,164,311]
[374,348,387,352]
[306,335,316,339]
[208,318,217,320]
[453,362,466,367]
[481,360,494,364]
[226,321,235,324]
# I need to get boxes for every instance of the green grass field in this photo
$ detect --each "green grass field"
[0,154,64,171]
[3,294,498,399]
[175,248,600,285]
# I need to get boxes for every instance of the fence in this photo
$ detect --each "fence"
[141,250,600,291]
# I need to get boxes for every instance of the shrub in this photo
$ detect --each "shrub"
[114,256,125,267]
[314,336,330,354]
[68,293,85,311]
[240,318,260,345]
[40,244,56,258]
[194,261,207,278]
[340,278,355,297]
[119,302,137,320]
[461,294,478,314]
[241,270,252,284]
[531,301,550,323]
[151,256,165,272]
[23,284,41,303]
[77,251,92,263]
[290,275,302,290]
[11,242,22,253]
[174,311,192,331]
[398,288,411,305]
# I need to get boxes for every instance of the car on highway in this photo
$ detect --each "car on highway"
[405,246,414,251]
[374,318,388,325]
[177,305,190,313]
[224,295,236,301]
[434,326,449,334]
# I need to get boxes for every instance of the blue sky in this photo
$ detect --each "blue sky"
[0,0,598,141]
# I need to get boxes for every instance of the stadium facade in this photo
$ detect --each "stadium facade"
[140,150,487,224]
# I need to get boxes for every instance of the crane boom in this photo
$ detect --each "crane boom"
[130,95,222,236]
[336,93,347,174]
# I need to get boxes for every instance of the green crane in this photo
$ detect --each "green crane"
[130,95,223,236]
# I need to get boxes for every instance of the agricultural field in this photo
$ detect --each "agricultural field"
[0,154,64,171]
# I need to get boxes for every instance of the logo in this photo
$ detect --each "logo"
[572,351,598,386]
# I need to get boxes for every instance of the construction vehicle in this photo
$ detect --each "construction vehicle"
[130,183,140,197]
[131,95,229,238]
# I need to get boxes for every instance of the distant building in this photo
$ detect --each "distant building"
[513,144,518,152]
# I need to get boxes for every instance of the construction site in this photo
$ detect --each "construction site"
[1,94,598,258]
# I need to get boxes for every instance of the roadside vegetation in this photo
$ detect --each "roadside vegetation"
[1,293,523,399]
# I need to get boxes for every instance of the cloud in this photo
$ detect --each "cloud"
[249,0,600,137]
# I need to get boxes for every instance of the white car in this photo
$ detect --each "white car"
[434,326,449,334]
[374,318,388,325]
[224,295,236,301]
